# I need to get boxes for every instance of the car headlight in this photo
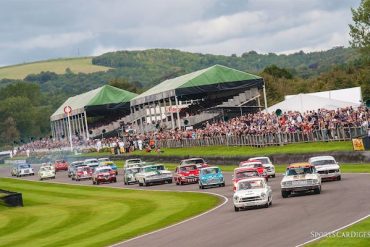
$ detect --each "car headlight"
[313,179,319,184]
[261,192,266,198]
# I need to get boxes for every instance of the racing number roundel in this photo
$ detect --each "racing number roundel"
[64,106,72,115]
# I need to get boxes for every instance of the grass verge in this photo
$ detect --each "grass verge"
[307,216,370,247]
[0,178,220,247]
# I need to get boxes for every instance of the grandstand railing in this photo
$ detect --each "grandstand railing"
[156,127,368,148]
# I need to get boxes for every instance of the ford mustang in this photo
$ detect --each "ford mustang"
[281,163,321,198]
[233,177,272,211]
[308,156,341,181]
[174,164,199,185]
[199,166,225,189]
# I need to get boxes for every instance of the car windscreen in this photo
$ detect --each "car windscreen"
[128,159,141,164]
[287,167,314,175]
[180,165,197,171]
[252,158,269,164]
[311,160,336,166]
[144,166,164,172]
[201,168,219,174]
[236,171,258,179]
[19,164,30,169]
[184,159,204,164]
[238,180,264,190]
[126,168,140,174]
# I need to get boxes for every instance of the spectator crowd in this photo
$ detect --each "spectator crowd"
[15,106,370,155]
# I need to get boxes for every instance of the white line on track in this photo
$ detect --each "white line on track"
[296,214,370,247]
[4,177,229,247]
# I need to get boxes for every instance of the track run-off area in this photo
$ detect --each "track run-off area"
[0,164,369,247]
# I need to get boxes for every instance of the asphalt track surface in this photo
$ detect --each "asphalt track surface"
[1,164,369,247]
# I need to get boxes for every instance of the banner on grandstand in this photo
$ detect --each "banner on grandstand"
[166,105,187,113]
[352,138,365,151]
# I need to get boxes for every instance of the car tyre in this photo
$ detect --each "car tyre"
[143,180,147,186]
[96,180,100,185]
[272,174,276,178]
[234,206,240,212]
[167,179,172,184]
[314,187,321,194]
[221,182,225,187]
[282,191,290,198]
[337,176,341,181]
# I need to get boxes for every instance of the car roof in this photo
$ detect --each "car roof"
[309,156,336,162]
[288,162,313,168]
[95,166,112,171]
[178,164,198,167]
[248,157,270,160]
[237,177,264,183]
[141,164,163,168]
[182,158,204,161]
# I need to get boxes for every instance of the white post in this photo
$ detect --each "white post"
[67,114,73,151]
[175,96,181,129]
[84,111,89,140]
[169,98,175,130]
[263,82,268,112]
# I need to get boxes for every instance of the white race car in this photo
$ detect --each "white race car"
[38,165,56,180]
[135,164,172,186]
[233,177,272,211]
[308,156,341,181]
[248,156,275,178]
[281,163,321,198]
[125,158,142,168]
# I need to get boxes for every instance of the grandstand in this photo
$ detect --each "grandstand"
[50,85,137,140]
[130,64,265,133]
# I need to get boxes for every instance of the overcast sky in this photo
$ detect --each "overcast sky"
[0,0,361,66]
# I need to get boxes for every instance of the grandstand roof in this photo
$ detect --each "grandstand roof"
[50,85,137,121]
[131,64,263,105]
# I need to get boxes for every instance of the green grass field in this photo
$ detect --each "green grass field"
[0,178,220,247]
[308,216,370,247]
[80,141,353,158]
[0,57,111,79]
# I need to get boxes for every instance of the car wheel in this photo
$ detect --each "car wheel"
[143,180,147,186]
[221,182,225,187]
[96,180,100,185]
[93,180,96,185]
[199,184,204,189]
[272,174,276,178]
[337,176,341,181]
[234,206,240,212]
[40,178,43,181]
[114,178,117,183]
[167,179,172,184]
[265,202,269,208]
[282,191,290,198]
[314,187,321,194]
[53,176,56,179]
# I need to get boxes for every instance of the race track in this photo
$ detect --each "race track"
[1,164,369,247]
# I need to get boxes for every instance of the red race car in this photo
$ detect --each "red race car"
[92,166,117,185]
[232,167,260,191]
[174,164,199,185]
[54,160,69,172]
[239,160,268,182]
[73,166,92,181]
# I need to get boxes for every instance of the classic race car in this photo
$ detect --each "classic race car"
[72,166,93,181]
[233,177,272,212]
[135,164,172,186]
[98,157,110,163]
[54,160,69,172]
[99,161,118,175]
[68,161,85,177]
[38,165,55,180]
[92,166,117,185]
[308,156,341,181]
[11,163,35,177]
[174,164,199,185]
[123,166,141,185]
[180,158,209,169]
[199,166,225,189]
[125,158,142,168]
[239,161,269,181]
[281,163,322,198]
[248,157,276,178]
[232,167,260,191]
[84,158,100,171]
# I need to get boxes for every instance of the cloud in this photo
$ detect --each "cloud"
[0,0,362,66]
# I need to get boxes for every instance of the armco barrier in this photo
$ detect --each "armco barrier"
[0,189,23,207]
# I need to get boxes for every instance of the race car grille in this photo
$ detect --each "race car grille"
[240,196,261,202]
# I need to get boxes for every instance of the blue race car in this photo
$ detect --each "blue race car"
[199,166,225,189]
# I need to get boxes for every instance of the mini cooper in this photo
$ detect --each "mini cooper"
[123,166,141,185]
[239,161,269,181]
[135,164,172,186]
[92,166,117,185]
[174,164,199,185]
[199,166,225,189]
[72,166,93,181]
[99,161,118,175]
[232,167,260,191]
[54,160,69,171]
[233,177,272,211]
[11,163,34,177]
[281,163,321,198]
[38,165,55,180]
[247,157,276,178]
[308,156,341,181]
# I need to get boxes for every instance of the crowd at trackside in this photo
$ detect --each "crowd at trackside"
[13,106,370,156]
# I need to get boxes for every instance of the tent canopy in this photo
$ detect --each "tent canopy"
[50,85,137,121]
[266,94,361,113]
[131,64,263,105]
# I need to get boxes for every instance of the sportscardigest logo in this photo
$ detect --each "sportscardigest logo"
[311,231,370,238]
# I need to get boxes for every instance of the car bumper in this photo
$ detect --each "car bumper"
[146,177,172,183]
[318,172,341,179]
[40,174,54,178]
[96,177,115,182]
[179,177,199,183]
[234,198,268,208]
[200,180,224,186]
[281,185,320,192]
[266,171,275,176]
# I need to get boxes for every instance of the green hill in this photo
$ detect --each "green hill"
[0,57,111,79]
